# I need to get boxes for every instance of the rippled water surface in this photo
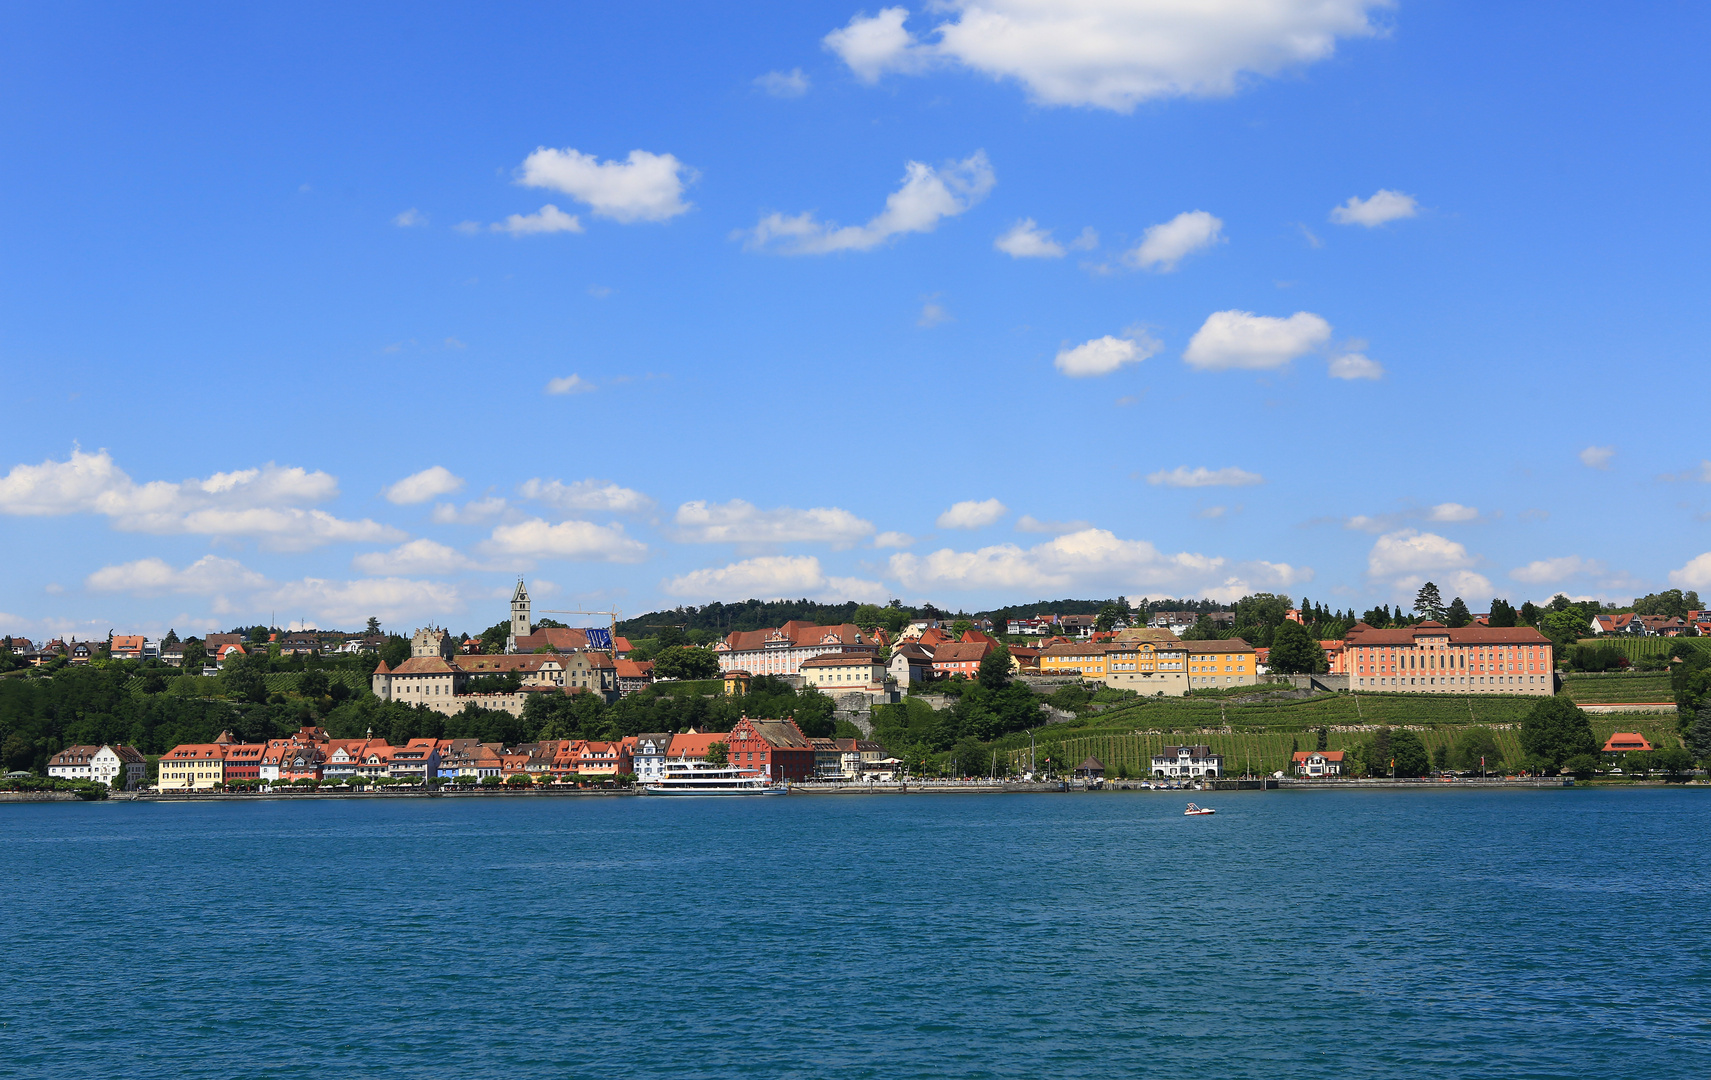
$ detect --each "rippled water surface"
[4,787,1709,1078]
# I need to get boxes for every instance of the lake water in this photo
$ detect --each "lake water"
[3,788,1708,1079]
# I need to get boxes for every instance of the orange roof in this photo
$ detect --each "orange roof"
[933,642,993,663]
[1292,750,1347,762]
[718,621,871,653]
[1601,732,1653,753]
[1345,621,1551,646]
[666,731,728,758]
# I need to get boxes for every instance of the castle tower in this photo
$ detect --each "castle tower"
[507,578,531,652]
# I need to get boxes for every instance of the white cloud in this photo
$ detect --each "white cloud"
[517,147,697,223]
[393,208,427,227]
[1124,210,1223,272]
[1330,189,1418,227]
[1196,506,1227,519]
[0,448,400,549]
[1183,310,1332,371]
[756,68,811,97]
[481,518,648,563]
[1366,529,1489,599]
[1511,556,1601,585]
[824,1,1386,111]
[520,478,654,515]
[1580,445,1615,470]
[1054,333,1160,378]
[1328,352,1385,380]
[492,204,584,236]
[351,539,483,576]
[1427,503,1479,523]
[85,555,268,596]
[889,527,1231,594]
[430,497,509,524]
[261,577,465,626]
[936,498,1007,529]
[994,218,1065,258]
[664,555,887,604]
[742,151,994,254]
[1670,554,1711,591]
[545,374,596,396]
[385,466,465,505]
[823,7,927,82]
[873,531,915,549]
[673,500,874,547]
[1147,466,1264,489]
[1016,515,1092,534]
[918,300,953,327]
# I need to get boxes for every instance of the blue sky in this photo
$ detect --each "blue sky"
[3,1,1709,639]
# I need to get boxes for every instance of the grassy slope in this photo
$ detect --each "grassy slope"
[1560,673,1674,703]
[996,690,1680,776]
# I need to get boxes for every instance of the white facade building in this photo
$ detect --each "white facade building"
[1150,744,1223,778]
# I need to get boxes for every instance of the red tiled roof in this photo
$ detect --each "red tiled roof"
[718,621,871,653]
[1345,621,1551,646]
[1292,750,1347,762]
[1602,732,1653,753]
[933,642,993,663]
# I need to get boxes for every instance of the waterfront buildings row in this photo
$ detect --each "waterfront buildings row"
[46,744,147,789]
[154,719,888,790]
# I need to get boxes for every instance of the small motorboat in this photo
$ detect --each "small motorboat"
[1184,802,1215,816]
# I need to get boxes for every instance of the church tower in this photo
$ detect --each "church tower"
[507,578,531,653]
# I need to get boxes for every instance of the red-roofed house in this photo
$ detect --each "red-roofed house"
[1602,732,1653,757]
[1292,750,1346,777]
[158,743,227,790]
[724,716,816,782]
[932,641,994,680]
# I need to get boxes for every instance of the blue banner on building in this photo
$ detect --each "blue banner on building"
[585,627,612,650]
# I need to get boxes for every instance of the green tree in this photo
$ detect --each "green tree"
[1360,727,1393,777]
[1094,604,1118,633]
[1563,753,1600,778]
[1519,696,1597,772]
[220,653,268,704]
[1445,597,1472,628]
[182,640,207,673]
[851,604,884,630]
[951,619,973,641]
[706,740,728,766]
[1432,744,1450,772]
[655,625,687,649]
[1543,610,1587,652]
[652,646,719,680]
[950,736,987,778]
[1391,729,1430,778]
[1488,599,1517,628]
[1452,727,1502,772]
[298,668,330,700]
[1519,601,1541,627]
[1653,746,1694,777]
[1634,589,1698,620]
[1268,620,1325,675]
[365,617,381,635]
[478,621,510,655]
[1316,726,1329,752]
[978,645,1013,691]
[1686,706,1711,764]
[1414,582,1447,622]
[990,614,1007,636]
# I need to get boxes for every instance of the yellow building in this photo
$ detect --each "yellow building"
[1183,640,1258,689]
[1041,635,1257,696]
[157,744,226,790]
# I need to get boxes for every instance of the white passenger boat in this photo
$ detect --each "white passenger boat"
[1184,802,1216,816]
[642,760,787,796]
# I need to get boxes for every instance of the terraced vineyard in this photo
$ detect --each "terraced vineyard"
[1560,672,1674,704]
[1576,637,1711,662]
[1009,713,1680,777]
[991,687,1682,776]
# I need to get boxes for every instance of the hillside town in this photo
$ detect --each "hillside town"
[7,579,1709,794]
